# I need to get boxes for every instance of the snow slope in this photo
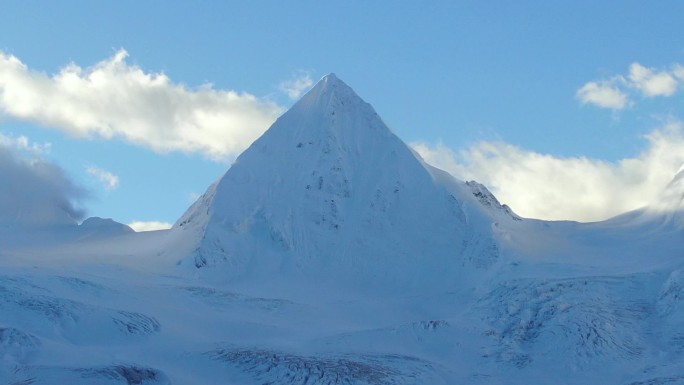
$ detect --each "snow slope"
[1,74,684,384]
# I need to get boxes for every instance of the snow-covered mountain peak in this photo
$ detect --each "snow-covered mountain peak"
[297,73,354,109]
[276,73,390,142]
[170,74,499,289]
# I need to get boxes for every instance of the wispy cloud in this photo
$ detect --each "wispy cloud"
[0,49,285,160]
[279,72,314,100]
[0,132,51,155]
[412,121,684,222]
[578,62,683,110]
[86,165,119,191]
[128,220,172,232]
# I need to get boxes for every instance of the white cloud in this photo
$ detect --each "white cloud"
[0,132,51,155]
[0,144,86,226]
[128,220,173,232]
[412,121,684,222]
[411,141,462,175]
[279,72,314,100]
[628,63,679,97]
[0,49,285,160]
[578,62,684,109]
[86,166,119,191]
[576,80,630,110]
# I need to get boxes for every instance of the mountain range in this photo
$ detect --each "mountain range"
[1,74,683,384]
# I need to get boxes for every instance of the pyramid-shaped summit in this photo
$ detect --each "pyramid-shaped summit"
[170,74,504,290]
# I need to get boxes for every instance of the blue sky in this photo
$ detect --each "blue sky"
[1,1,684,228]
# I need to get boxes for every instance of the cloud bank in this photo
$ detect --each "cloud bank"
[577,62,684,110]
[413,121,684,222]
[0,144,86,227]
[0,50,284,160]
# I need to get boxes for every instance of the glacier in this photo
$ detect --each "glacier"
[1,74,684,384]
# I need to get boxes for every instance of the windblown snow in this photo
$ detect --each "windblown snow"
[1,74,684,384]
